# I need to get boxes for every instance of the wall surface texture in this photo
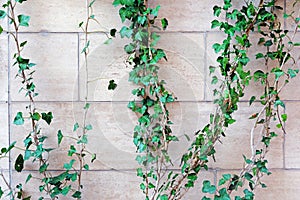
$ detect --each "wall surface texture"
[0,0,300,199]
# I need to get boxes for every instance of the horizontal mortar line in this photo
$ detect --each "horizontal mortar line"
[214,167,298,172]
[8,167,300,173]
[8,99,300,104]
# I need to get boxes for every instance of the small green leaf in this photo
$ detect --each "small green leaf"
[31,112,41,121]
[73,122,79,132]
[91,153,96,162]
[0,26,3,34]
[120,26,133,38]
[77,134,88,144]
[68,145,76,156]
[110,28,117,37]
[18,15,30,27]
[213,6,222,17]
[274,100,285,108]
[249,96,256,105]
[281,114,287,122]
[88,0,96,7]
[202,180,216,194]
[288,68,299,78]
[161,18,168,30]
[14,112,24,125]
[72,191,81,198]
[57,130,63,145]
[25,174,32,183]
[64,159,75,170]
[20,41,27,47]
[15,154,24,172]
[211,76,218,84]
[39,163,49,173]
[108,79,117,90]
[84,103,90,109]
[0,187,3,198]
[83,164,89,170]
[41,112,53,125]
[0,10,6,19]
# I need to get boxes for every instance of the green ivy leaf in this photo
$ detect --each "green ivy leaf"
[83,164,89,170]
[0,26,3,34]
[249,96,256,105]
[68,145,76,156]
[274,100,285,108]
[18,15,30,27]
[41,112,53,125]
[85,124,93,130]
[57,130,63,145]
[73,122,79,132]
[108,79,117,90]
[202,180,216,194]
[213,6,222,17]
[110,28,117,37]
[77,134,88,144]
[64,159,75,170]
[161,18,168,30]
[287,68,299,78]
[31,112,41,121]
[72,191,81,198]
[0,10,6,19]
[88,0,96,7]
[112,0,121,6]
[14,112,25,125]
[15,154,24,172]
[120,26,133,38]
[281,113,287,122]
[25,174,32,183]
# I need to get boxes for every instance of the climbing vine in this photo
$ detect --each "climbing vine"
[0,0,299,199]
[113,0,176,199]
[0,0,97,199]
[115,0,300,199]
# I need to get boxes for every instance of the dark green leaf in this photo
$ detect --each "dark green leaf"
[213,6,222,17]
[72,191,81,198]
[0,10,6,19]
[25,174,32,183]
[108,79,117,90]
[57,130,63,145]
[15,154,24,172]
[161,18,168,30]
[110,29,117,37]
[41,112,53,125]
[249,96,256,105]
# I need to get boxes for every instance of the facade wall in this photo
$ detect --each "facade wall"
[0,0,299,199]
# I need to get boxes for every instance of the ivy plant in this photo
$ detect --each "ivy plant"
[115,0,300,199]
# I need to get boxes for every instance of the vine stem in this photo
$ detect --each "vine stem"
[8,1,54,198]
[76,0,91,196]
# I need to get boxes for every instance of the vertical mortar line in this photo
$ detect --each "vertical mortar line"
[77,32,81,102]
[213,169,217,187]
[203,31,208,101]
[7,11,12,189]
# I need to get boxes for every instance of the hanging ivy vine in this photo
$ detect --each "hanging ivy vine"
[115,0,300,199]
